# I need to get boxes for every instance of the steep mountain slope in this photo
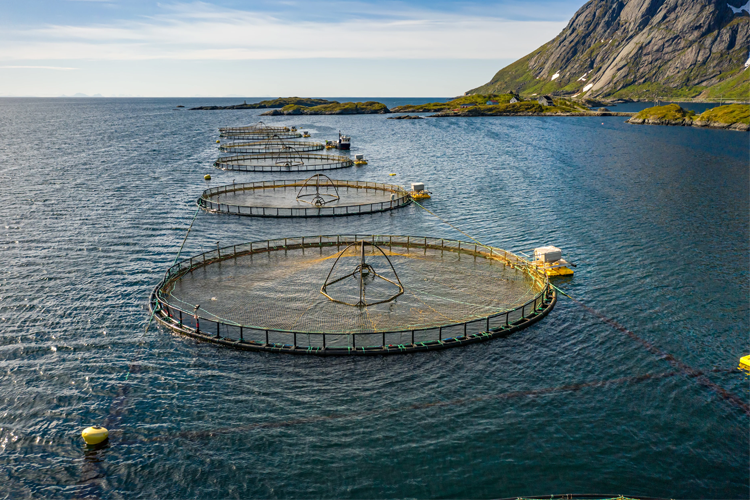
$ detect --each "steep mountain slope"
[468,0,750,100]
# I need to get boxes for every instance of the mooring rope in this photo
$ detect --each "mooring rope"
[411,199,494,250]
[411,199,749,416]
[548,284,750,415]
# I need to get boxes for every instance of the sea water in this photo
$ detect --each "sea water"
[0,97,747,498]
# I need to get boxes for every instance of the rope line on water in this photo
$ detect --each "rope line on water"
[138,207,202,344]
[548,283,750,416]
[411,199,749,416]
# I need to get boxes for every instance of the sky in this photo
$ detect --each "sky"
[0,0,586,97]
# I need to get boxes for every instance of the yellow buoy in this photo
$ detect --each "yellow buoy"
[204,174,211,181]
[389,173,396,176]
[739,355,750,372]
[216,140,220,144]
[82,426,109,445]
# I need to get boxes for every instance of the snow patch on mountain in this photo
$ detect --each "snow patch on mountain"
[728,1,749,14]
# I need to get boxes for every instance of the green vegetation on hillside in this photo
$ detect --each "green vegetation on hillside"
[190,97,335,110]
[702,69,750,101]
[258,97,334,108]
[391,94,516,112]
[696,104,750,124]
[610,83,705,100]
[630,103,750,127]
[632,104,696,121]
[432,98,591,116]
[262,101,390,115]
[306,101,388,114]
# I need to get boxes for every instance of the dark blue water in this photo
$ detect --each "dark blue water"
[1,98,747,499]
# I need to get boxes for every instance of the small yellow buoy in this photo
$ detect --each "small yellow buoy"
[739,355,750,372]
[389,173,396,176]
[82,425,109,445]
[204,174,211,181]
[216,140,220,144]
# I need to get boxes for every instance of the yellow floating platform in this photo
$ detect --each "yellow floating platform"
[354,160,368,165]
[534,261,574,277]
[409,191,431,200]
[739,355,750,372]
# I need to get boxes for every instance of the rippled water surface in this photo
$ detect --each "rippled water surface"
[0,98,748,499]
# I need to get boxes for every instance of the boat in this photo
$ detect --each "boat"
[336,132,351,150]
[302,131,311,138]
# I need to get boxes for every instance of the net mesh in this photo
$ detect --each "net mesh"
[162,243,540,334]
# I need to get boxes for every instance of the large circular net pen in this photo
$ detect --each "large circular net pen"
[197,176,411,217]
[219,138,324,154]
[214,151,354,172]
[150,235,556,356]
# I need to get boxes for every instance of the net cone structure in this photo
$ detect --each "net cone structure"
[321,241,405,307]
[213,150,354,173]
[197,176,410,217]
[150,235,556,356]
[219,137,324,154]
[295,174,341,206]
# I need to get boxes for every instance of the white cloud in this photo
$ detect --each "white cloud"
[0,2,566,62]
[0,65,79,70]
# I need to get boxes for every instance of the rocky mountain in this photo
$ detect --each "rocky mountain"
[468,0,749,100]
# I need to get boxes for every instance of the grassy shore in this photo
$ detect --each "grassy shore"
[627,103,750,131]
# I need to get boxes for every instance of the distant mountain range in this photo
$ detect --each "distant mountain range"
[468,0,749,100]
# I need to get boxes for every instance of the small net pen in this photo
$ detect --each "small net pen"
[214,151,354,172]
[220,130,303,140]
[150,235,556,356]
[219,121,292,135]
[197,176,411,217]
[219,137,324,154]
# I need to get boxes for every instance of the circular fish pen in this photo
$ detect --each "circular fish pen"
[219,121,292,135]
[214,151,354,172]
[150,235,556,356]
[197,175,411,217]
[219,137,324,154]
[220,130,303,140]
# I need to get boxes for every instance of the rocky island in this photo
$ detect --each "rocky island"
[189,97,335,110]
[261,101,390,115]
[627,103,750,131]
